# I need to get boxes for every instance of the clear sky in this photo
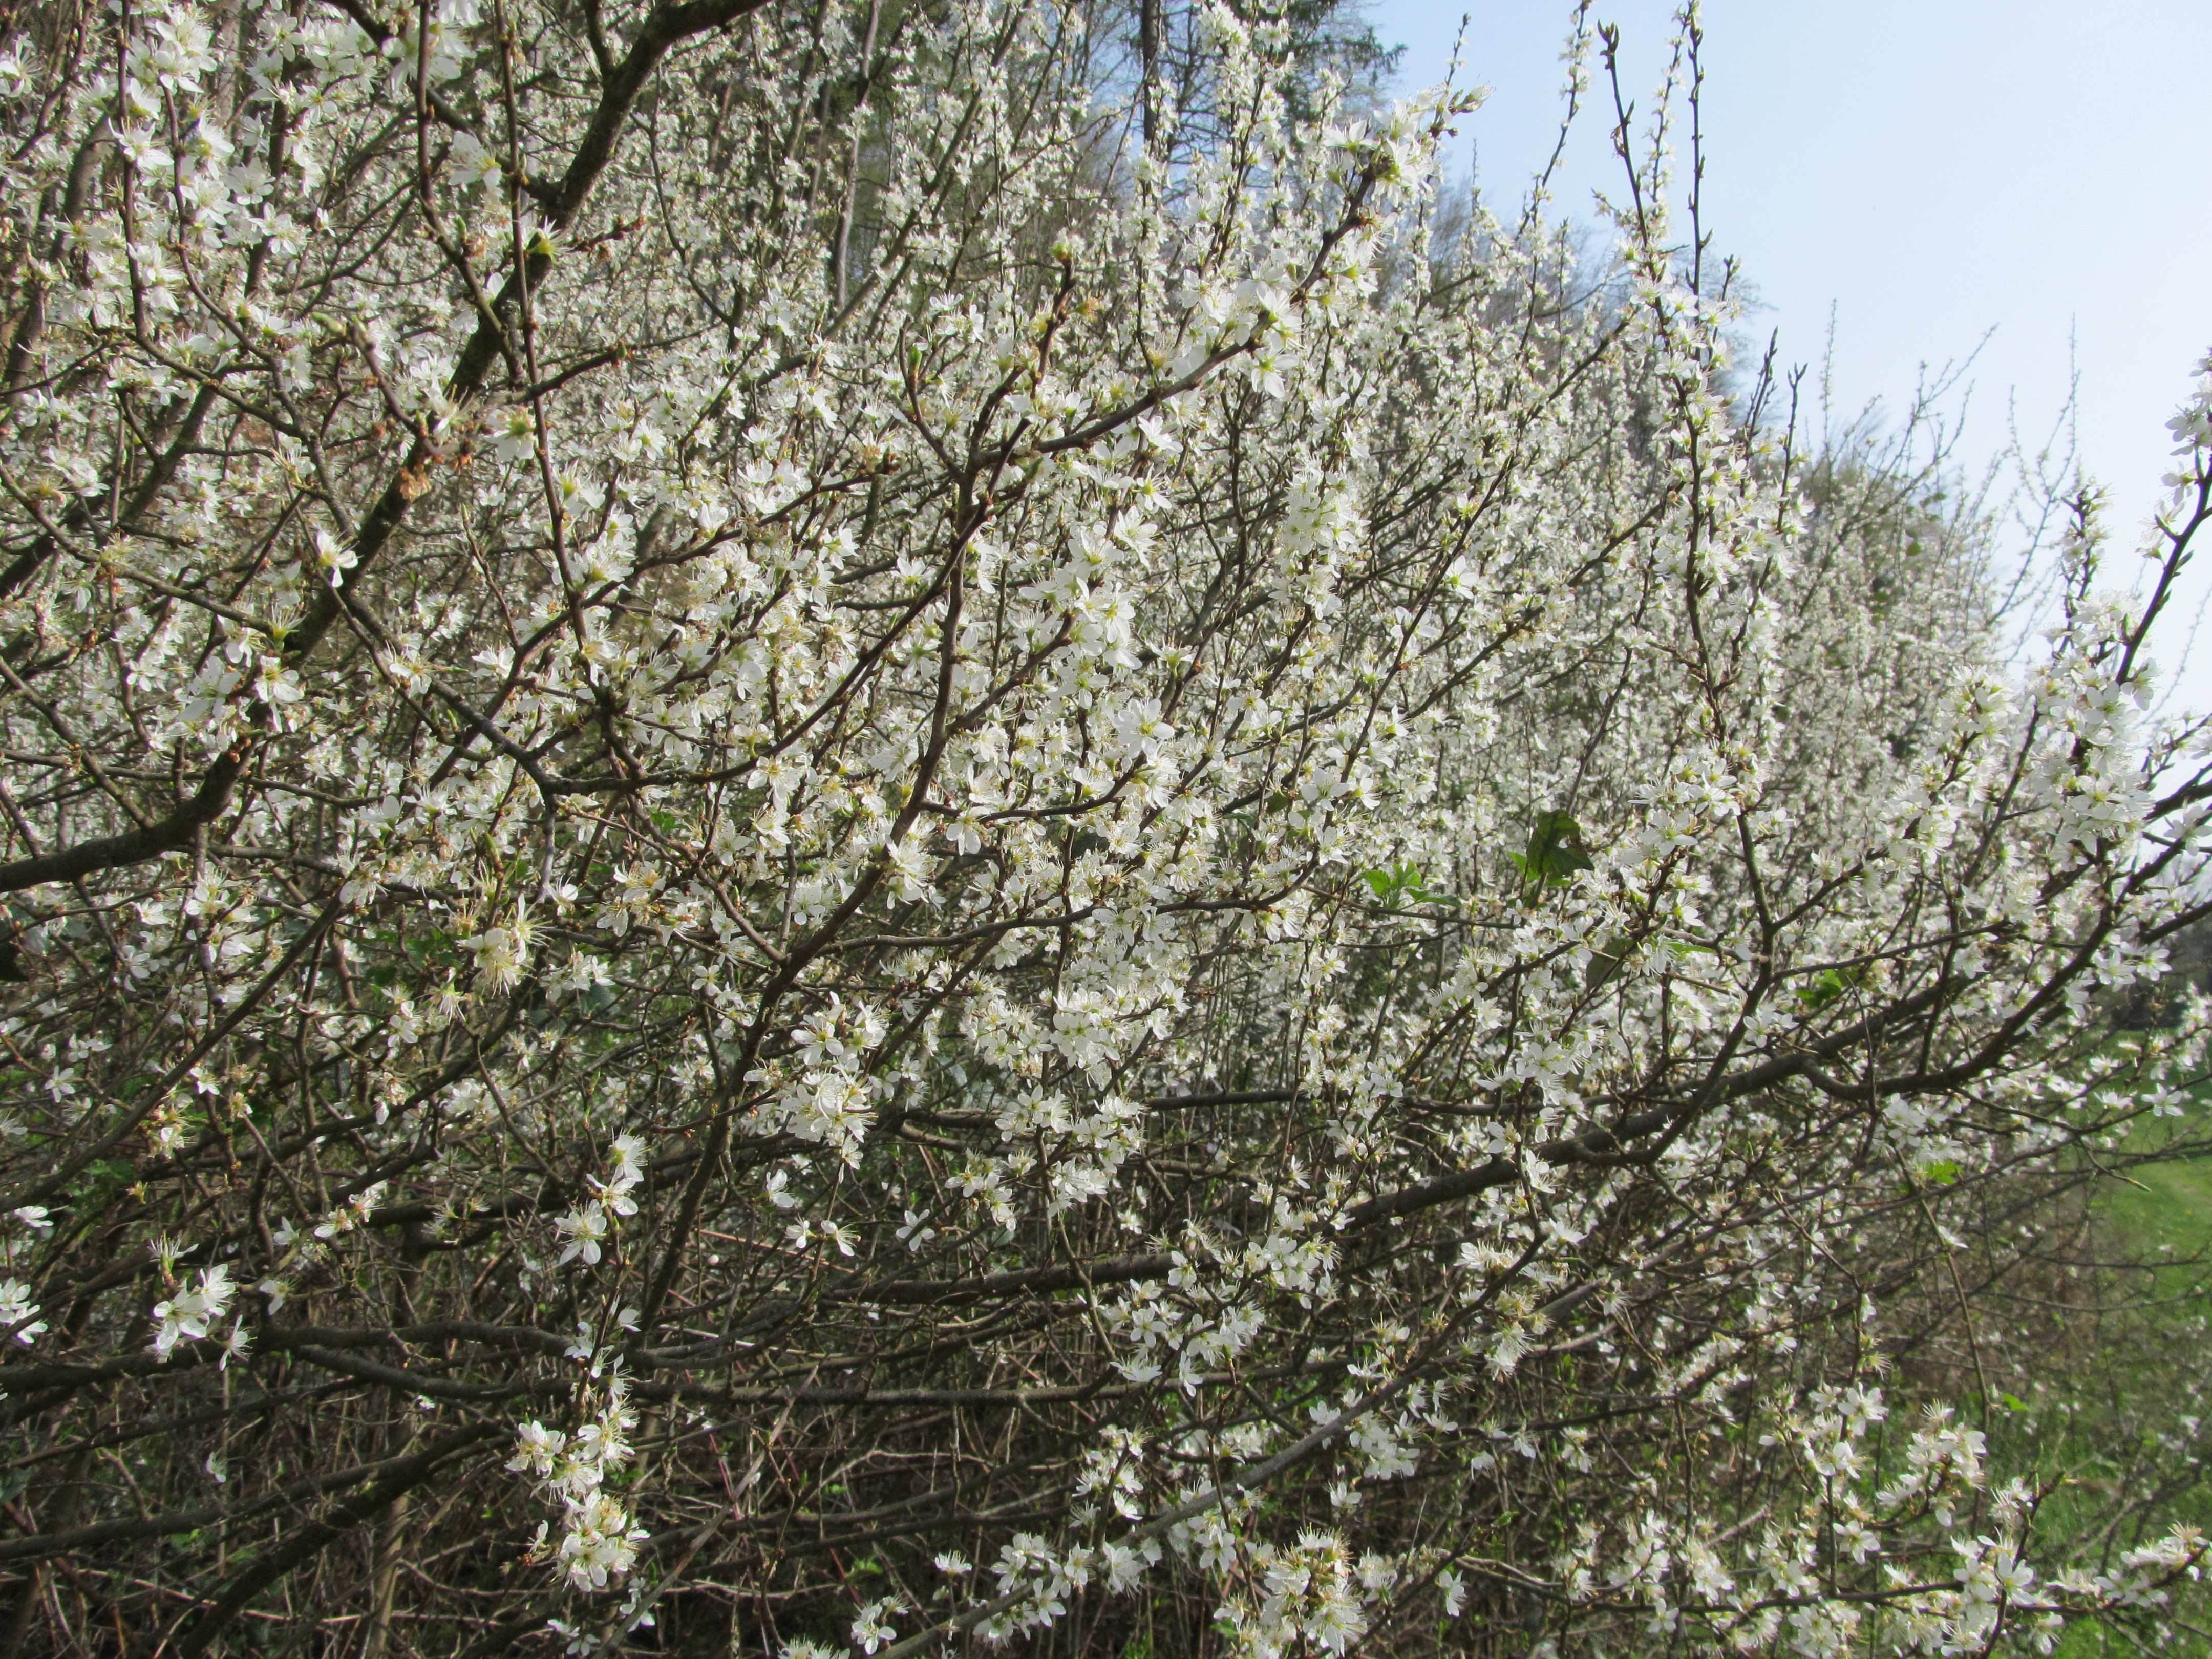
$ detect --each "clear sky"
[1365,0,2212,711]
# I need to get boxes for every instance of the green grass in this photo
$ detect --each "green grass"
[2107,1154,2212,1277]
[2045,1129,2212,1659]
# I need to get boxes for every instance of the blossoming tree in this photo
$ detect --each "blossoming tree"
[0,0,2208,1651]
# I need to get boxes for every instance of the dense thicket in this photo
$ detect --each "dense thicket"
[0,0,2209,1652]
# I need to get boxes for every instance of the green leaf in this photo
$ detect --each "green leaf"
[1797,964,1870,1011]
[1363,861,1457,908]
[1585,935,1632,990]
[1917,1158,1961,1187]
[1512,810,1592,897]
[1363,860,1419,903]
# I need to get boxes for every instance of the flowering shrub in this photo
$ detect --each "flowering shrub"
[0,0,2208,1651]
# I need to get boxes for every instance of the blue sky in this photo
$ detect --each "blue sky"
[1364,1,2212,709]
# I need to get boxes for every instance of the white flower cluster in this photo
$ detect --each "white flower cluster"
[510,1378,648,1591]
[151,1262,237,1357]
[751,998,890,1164]
[0,1204,50,1346]
[1553,1388,2209,1656]
[550,1135,649,1268]
[0,1279,44,1346]
[1213,1532,1384,1657]
[4,0,2211,1642]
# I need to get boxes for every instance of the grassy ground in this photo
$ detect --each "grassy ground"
[2105,1154,2212,1275]
[2045,1133,2212,1658]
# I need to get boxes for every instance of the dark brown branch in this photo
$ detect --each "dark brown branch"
[173,1424,502,1656]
